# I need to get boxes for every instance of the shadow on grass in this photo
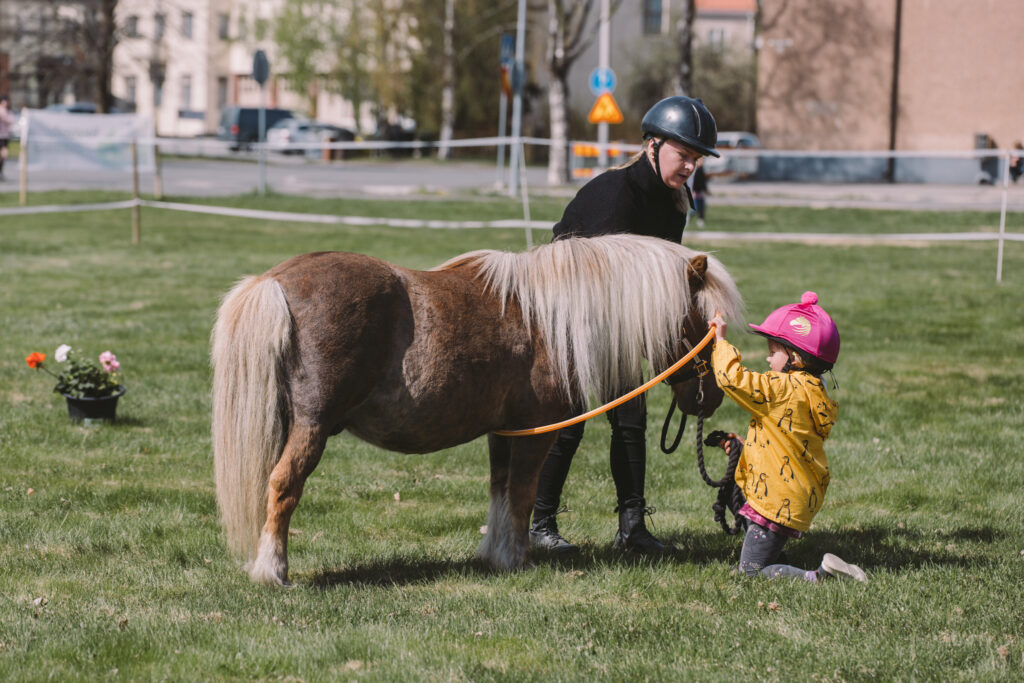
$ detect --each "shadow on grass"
[306,522,1005,588]
[307,557,490,589]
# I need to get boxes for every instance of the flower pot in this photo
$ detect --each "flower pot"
[63,386,126,424]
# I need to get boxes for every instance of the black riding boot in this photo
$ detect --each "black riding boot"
[529,508,578,553]
[612,502,669,553]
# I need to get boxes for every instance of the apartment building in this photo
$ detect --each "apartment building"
[110,0,386,136]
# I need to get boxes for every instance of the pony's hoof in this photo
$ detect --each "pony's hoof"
[245,559,290,586]
[250,570,291,587]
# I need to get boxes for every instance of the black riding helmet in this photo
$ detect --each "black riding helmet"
[641,96,719,158]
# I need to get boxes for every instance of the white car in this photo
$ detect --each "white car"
[705,131,761,179]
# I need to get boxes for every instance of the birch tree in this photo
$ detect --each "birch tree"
[436,0,456,159]
[543,0,594,185]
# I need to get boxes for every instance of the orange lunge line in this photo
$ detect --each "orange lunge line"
[495,324,717,437]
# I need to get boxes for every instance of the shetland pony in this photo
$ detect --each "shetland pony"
[211,234,742,585]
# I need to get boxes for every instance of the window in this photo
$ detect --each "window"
[182,11,193,39]
[154,13,165,40]
[218,13,230,40]
[154,82,163,108]
[125,76,136,105]
[180,75,192,111]
[643,0,662,35]
[124,15,139,37]
[707,28,726,50]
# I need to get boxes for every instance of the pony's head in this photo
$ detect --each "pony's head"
[665,253,728,419]
[444,234,743,416]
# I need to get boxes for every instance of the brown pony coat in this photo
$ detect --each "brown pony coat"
[212,235,742,585]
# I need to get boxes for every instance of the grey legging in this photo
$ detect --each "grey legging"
[738,522,817,580]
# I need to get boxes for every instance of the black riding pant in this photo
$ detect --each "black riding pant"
[532,394,647,519]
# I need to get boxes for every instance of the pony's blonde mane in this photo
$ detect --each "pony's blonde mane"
[436,234,743,405]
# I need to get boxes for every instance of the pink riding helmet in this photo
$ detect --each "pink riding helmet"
[748,291,840,365]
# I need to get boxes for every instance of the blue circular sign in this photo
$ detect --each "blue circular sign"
[588,67,616,96]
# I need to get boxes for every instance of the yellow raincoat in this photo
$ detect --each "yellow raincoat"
[711,340,838,533]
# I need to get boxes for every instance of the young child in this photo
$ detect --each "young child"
[707,292,867,583]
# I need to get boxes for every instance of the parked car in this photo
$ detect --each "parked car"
[216,106,296,150]
[44,102,122,114]
[266,117,358,159]
[704,131,761,179]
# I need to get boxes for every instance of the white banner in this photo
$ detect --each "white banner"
[22,110,155,173]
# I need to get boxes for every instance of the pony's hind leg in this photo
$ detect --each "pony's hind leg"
[478,433,555,570]
[249,421,328,586]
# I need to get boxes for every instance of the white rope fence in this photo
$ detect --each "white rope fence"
[4,134,1020,281]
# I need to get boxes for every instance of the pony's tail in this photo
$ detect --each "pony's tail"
[210,276,292,563]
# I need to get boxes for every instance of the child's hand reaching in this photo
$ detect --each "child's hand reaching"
[709,313,727,342]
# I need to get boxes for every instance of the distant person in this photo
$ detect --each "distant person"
[980,135,1000,185]
[0,96,16,180]
[529,96,718,555]
[707,293,867,583]
[691,157,709,227]
[1011,141,1023,184]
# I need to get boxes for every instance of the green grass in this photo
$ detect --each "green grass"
[1,192,1023,680]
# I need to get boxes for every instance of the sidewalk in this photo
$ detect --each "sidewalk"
[3,155,1023,212]
[707,181,1024,212]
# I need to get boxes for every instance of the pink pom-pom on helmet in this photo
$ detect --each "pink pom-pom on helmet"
[749,291,840,365]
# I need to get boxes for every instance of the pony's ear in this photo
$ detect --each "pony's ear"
[687,254,708,289]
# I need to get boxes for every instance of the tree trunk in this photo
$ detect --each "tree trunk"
[97,0,118,113]
[546,1,570,186]
[547,74,570,185]
[437,0,456,159]
[673,0,696,97]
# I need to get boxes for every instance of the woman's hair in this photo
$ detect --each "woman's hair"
[610,140,691,214]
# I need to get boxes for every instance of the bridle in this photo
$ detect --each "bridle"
[659,335,709,454]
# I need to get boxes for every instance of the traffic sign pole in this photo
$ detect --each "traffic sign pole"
[598,0,611,170]
[508,0,526,197]
[252,50,270,196]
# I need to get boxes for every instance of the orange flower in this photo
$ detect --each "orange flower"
[25,352,46,369]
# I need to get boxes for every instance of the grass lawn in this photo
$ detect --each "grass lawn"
[1,192,1022,680]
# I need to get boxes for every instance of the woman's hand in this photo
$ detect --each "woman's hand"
[709,314,727,342]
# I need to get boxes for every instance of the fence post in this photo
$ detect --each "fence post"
[996,150,1008,283]
[154,143,163,200]
[18,138,27,206]
[131,141,141,245]
[518,141,532,248]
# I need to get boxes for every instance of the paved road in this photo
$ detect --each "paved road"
[4,156,1023,212]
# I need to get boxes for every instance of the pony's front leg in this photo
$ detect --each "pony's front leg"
[478,433,556,570]
[249,422,328,586]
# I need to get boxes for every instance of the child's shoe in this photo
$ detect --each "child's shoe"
[820,553,868,582]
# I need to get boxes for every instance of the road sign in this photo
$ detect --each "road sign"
[500,34,515,67]
[252,50,270,86]
[588,92,623,124]
[588,67,616,96]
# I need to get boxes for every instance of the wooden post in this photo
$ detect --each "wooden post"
[153,143,163,200]
[18,139,28,206]
[131,140,141,244]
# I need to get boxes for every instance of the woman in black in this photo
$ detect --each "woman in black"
[530,96,720,553]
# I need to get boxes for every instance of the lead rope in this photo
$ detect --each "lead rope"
[662,369,745,535]
[694,410,745,535]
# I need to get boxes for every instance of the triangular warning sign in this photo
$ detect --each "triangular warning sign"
[588,92,623,124]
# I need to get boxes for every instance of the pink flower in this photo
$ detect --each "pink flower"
[99,351,119,373]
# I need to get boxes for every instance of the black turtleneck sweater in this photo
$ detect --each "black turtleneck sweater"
[552,156,691,243]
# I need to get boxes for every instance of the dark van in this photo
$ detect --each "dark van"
[217,106,295,150]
